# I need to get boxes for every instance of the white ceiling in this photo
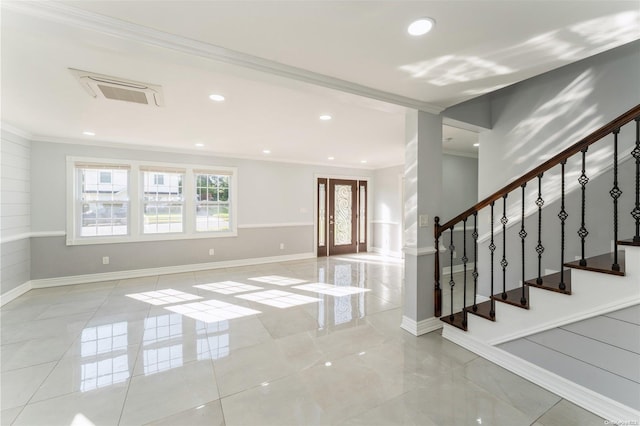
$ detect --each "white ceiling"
[2,1,639,168]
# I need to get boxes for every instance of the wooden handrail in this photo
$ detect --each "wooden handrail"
[436,104,640,236]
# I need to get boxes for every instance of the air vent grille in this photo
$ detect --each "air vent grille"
[98,84,149,104]
[70,68,164,107]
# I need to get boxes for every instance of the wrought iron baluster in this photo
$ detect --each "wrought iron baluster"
[578,148,590,266]
[501,195,509,300]
[472,211,479,312]
[558,160,568,291]
[535,173,545,284]
[489,202,496,319]
[633,118,640,243]
[611,129,622,271]
[519,184,528,305]
[449,227,455,321]
[462,218,468,327]
[434,217,441,317]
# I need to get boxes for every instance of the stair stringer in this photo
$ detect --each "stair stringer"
[459,245,640,346]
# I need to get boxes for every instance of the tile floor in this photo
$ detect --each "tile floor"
[1,254,605,425]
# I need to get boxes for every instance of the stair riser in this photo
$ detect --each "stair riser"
[465,246,640,345]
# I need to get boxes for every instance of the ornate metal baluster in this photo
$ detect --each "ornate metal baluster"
[489,201,496,319]
[558,160,568,291]
[434,217,441,317]
[501,195,509,300]
[633,118,640,243]
[611,129,622,271]
[449,227,455,321]
[462,218,468,327]
[535,173,544,284]
[578,148,590,266]
[472,211,479,312]
[519,184,528,305]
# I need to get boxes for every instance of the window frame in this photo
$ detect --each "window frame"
[67,156,238,245]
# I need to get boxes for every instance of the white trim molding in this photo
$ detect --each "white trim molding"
[1,231,66,244]
[28,252,316,290]
[443,327,640,423]
[0,281,32,307]
[238,222,313,229]
[401,316,443,336]
[403,246,436,256]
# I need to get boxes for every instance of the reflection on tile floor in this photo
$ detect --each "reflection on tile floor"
[194,281,263,295]
[0,254,605,425]
[294,283,370,296]
[126,288,202,305]
[235,289,321,308]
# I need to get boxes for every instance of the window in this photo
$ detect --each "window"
[142,168,185,234]
[75,164,129,237]
[195,173,231,232]
[67,157,237,245]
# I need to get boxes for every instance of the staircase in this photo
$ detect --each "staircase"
[434,105,640,422]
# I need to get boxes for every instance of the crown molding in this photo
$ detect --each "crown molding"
[1,122,33,139]
[4,1,444,115]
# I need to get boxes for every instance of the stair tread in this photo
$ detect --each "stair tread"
[466,299,496,321]
[491,286,530,309]
[619,238,640,247]
[564,251,625,276]
[440,311,467,331]
[525,271,572,295]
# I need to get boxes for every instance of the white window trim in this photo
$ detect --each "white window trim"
[66,156,238,246]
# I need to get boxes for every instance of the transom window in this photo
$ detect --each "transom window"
[67,157,237,245]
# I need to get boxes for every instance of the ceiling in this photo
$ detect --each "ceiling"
[2,1,639,168]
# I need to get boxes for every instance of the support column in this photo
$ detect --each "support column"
[401,110,443,336]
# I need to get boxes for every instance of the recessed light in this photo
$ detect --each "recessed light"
[195,143,205,147]
[324,361,332,367]
[263,149,271,154]
[327,156,335,160]
[360,160,367,164]
[408,18,435,36]
[473,143,480,147]
[82,131,95,136]
[209,94,225,102]
[319,115,332,121]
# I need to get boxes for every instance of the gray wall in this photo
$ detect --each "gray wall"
[371,165,403,256]
[500,304,640,410]
[437,40,640,297]
[442,154,478,222]
[1,130,31,294]
[28,140,374,280]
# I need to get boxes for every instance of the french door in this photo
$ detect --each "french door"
[317,178,367,256]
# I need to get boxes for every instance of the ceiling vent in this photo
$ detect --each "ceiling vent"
[70,68,164,107]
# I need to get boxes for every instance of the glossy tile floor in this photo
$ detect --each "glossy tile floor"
[1,254,605,425]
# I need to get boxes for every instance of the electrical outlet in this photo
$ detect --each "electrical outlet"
[280,243,285,250]
[102,256,109,265]
[209,248,215,256]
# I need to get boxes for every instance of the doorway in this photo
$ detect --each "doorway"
[317,178,367,256]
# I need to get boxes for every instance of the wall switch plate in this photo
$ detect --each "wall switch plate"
[419,214,429,227]
[209,249,215,256]
[102,256,109,265]
[280,243,285,250]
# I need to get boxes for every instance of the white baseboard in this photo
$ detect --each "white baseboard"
[401,315,443,336]
[26,252,316,290]
[0,281,33,307]
[371,246,404,259]
[443,326,640,422]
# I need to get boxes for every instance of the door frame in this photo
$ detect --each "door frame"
[314,174,370,257]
